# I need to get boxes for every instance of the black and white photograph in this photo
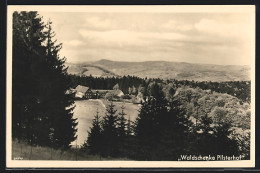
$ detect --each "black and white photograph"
[6,5,255,168]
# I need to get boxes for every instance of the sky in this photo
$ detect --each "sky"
[39,7,254,65]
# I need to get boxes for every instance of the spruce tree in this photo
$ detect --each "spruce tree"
[134,83,193,160]
[134,96,156,160]
[82,108,102,154]
[43,20,78,149]
[118,104,127,138]
[12,11,48,144]
[126,115,132,137]
[12,12,77,149]
[160,98,193,160]
[101,101,118,157]
[134,83,169,160]
[117,104,128,157]
[124,114,135,159]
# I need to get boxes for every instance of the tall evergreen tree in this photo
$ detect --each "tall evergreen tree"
[124,114,136,158]
[118,104,127,138]
[43,20,78,149]
[12,11,77,149]
[100,101,119,157]
[12,11,48,144]
[82,108,102,154]
[134,83,194,160]
[160,98,193,160]
[134,83,169,160]
[126,115,132,136]
[117,104,128,156]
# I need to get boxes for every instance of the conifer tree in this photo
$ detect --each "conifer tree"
[161,98,193,160]
[124,114,136,158]
[117,104,128,156]
[134,84,193,160]
[82,108,102,154]
[134,83,169,160]
[43,20,78,149]
[12,12,77,149]
[118,104,127,138]
[12,11,48,144]
[101,101,119,157]
[126,115,132,136]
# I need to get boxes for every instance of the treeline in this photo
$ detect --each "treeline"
[12,12,77,149]
[82,83,250,160]
[173,80,251,103]
[68,75,250,102]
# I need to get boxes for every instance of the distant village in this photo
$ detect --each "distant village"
[70,85,143,103]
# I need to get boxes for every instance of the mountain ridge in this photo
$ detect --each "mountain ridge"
[66,59,250,82]
[67,59,250,67]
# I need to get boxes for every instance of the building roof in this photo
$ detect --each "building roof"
[65,89,76,95]
[75,85,89,93]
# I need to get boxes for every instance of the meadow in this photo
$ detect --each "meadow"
[12,139,130,160]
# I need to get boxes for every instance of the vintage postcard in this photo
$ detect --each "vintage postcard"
[6,5,255,168]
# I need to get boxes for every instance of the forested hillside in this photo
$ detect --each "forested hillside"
[68,75,250,102]
[81,82,250,160]
[66,59,250,82]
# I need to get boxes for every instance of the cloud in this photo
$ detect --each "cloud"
[48,13,252,65]
[78,29,186,47]
[161,20,177,28]
[194,18,250,40]
[161,20,193,31]
[84,17,115,29]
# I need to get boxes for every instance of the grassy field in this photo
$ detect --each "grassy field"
[12,139,129,160]
[72,100,140,147]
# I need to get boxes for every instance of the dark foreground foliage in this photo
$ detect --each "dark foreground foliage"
[12,11,77,149]
[82,83,249,161]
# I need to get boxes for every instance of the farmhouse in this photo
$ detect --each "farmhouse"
[74,84,124,100]
[75,85,91,99]
[91,89,113,99]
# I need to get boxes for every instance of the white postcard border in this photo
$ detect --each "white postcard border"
[6,5,256,168]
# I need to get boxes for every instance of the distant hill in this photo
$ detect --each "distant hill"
[66,59,250,82]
